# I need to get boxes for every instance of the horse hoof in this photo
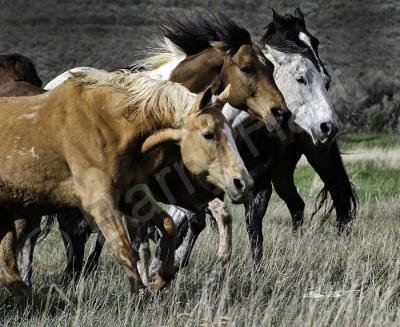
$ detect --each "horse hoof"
[148,273,168,291]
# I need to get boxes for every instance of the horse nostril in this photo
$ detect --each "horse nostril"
[271,107,284,118]
[320,122,333,136]
[233,178,244,191]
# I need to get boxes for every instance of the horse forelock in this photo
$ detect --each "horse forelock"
[260,13,330,88]
[70,69,196,128]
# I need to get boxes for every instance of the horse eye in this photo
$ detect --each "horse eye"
[240,65,253,74]
[296,76,306,84]
[202,132,215,140]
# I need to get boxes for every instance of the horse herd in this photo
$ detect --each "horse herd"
[0,9,357,297]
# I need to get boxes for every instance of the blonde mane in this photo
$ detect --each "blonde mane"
[130,37,186,72]
[70,69,196,130]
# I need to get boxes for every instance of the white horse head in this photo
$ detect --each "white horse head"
[264,46,339,145]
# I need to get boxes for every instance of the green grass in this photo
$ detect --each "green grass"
[1,137,400,326]
[339,133,400,150]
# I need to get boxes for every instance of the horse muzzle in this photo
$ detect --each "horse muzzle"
[225,175,254,204]
[312,121,339,145]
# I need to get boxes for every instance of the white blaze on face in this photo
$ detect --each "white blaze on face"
[298,32,328,82]
[223,122,246,171]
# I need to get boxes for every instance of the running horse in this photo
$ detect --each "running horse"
[23,9,355,283]
[0,54,44,96]
[18,13,288,287]
[153,9,357,266]
[0,69,255,296]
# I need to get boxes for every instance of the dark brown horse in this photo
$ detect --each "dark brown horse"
[0,54,44,97]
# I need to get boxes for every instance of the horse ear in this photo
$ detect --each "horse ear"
[272,9,285,28]
[294,8,305,24]
[211,72,224,95]
[198,86,213,112]
[264,45,284,66]
[215,84,231,105]
[210,41,229,56]
[141,128,182,154]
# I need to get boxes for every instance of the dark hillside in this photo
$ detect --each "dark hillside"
[1,0,399,129]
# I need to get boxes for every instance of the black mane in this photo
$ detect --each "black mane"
[0,53,43,87]
[160,11,252,56]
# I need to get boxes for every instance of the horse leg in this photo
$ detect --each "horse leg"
[301,140,357,234]
[17,215,42,286]
[207,198,232,265]
[57,210,91,286]
[0,213,30,296]
[148,211,176,290]
[84,232,105,277]
[244,182,273,265]
[75,174,143,294]
[271,146,304,233]
[136,223,151,286]
[173,210,206,270]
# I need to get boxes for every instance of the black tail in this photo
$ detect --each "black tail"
[311,141,358,231]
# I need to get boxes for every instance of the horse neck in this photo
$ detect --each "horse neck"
[170,48,223,93]
[86,83,196,136]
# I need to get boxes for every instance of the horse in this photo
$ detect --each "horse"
[170,8,358,264]
[22,9,351,283]
[149,8,356,266]
[0,69,253,296]
[18,12,289,287]
[0,54,44,97]
[18,11,286,284]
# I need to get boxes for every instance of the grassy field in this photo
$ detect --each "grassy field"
[0,134,399,326]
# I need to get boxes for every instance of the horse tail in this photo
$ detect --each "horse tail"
[310,141,359,230]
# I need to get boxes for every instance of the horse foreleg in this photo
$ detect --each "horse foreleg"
[17,215,42,286]
[136,223,151,286]
[207,198,232,265]
[0,214,30,296]
[271,146,304,233]
[244,182,272,265]
[84,232,105,277]
[57,210,91,287]
[76,173,143,294]
[170,210,206,270]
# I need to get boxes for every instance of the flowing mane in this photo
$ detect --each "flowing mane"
[0,53,43,87]
[131,11,252,72]
[161,11,252,56]
[70,69,196,129]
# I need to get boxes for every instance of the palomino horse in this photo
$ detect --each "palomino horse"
[0,54,44,97]
[0,69,252,295]
[24,10,347,282]
[22,13,287,285]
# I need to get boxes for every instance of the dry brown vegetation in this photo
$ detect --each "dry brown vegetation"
[0,135,398,326]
